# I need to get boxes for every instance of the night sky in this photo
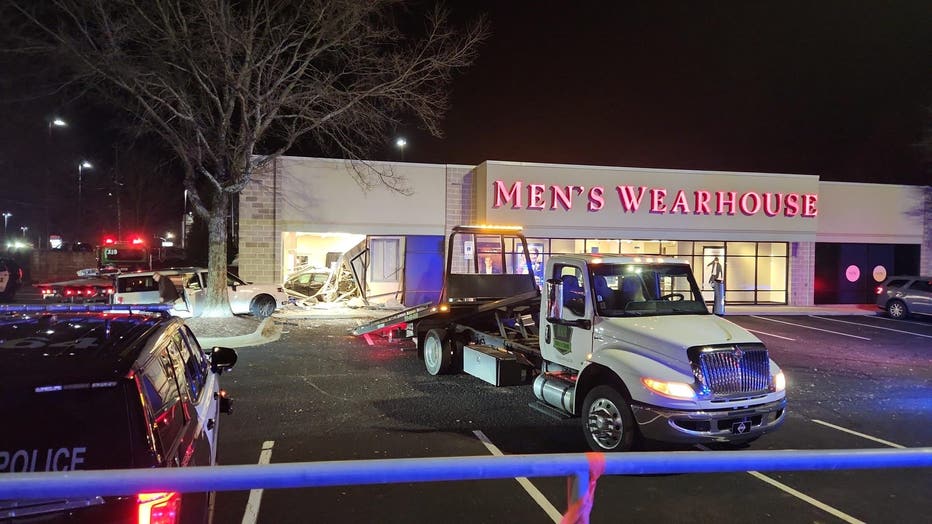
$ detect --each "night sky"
[390,1,932,186]
[1,1,930,244]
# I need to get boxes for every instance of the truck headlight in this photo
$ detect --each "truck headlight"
[641,377,696,400]
[771,371,786,392]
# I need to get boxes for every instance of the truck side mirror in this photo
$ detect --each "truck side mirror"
[546,278,564,321]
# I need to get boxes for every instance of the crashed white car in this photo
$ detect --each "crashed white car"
[111,267,290,318]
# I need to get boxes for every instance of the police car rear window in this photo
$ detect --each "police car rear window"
[0,383,144,473]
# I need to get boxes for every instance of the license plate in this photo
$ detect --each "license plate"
[731,419,751,434]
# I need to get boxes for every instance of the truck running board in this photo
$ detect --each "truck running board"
[528,401,573,420]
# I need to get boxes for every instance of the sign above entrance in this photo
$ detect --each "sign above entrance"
[475,161,821,242]
[491,180,818,218]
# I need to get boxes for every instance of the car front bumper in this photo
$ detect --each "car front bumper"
[631,397,787,443]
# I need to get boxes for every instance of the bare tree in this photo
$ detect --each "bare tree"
[10,0,488,316]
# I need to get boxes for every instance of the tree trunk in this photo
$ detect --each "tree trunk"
[201,192,233,317]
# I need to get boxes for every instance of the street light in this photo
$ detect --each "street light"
[395,137,407,161]
[20,226,28,238]
[48,117,67,137]
[2,212,10,237]
[77,160,93,240]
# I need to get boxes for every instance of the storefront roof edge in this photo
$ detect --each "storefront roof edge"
[480,160,816,180]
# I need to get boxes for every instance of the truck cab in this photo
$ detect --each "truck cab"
[537,254,786,451]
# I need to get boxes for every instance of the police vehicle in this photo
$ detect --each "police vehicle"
[0,304,238,523]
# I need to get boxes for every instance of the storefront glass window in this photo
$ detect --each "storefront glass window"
[586,239,619,254]
[758,243,787,256]
[550,238,578,254]
[519,236,787,304]
[727,242,757,256]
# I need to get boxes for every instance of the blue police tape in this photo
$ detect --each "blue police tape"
[1,448,930,499]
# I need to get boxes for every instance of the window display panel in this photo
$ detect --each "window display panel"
[727,291,756,303]
[661,240,690,256]
[727,242,757,256]
[758,242,787,256]
[757,257,787,292]
[757,290,787,303]
[586,239,619,254]
[725,256,756,291]
[550,238,579,254]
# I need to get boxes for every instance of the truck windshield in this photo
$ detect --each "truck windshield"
[590,263,708,317]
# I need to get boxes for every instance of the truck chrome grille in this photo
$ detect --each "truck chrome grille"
[691,345,770,398]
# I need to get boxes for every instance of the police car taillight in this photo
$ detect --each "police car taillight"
[137,491,180,524]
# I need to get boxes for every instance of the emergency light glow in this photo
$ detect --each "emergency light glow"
[137,491,180,524]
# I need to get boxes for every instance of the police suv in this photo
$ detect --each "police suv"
[0,304,238,523]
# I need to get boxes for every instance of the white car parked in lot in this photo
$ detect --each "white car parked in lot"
[111,267,290,318]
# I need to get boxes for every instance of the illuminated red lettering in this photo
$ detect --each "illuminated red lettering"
[616,186,647,212]
[528,184,546,210]
[550,185,575,210]
[670,190,690,214]
[802,194,818,217]
[588,186,604,211]
[694,190,711,215]
[739,192,762,215]
[784,194,799,217]
[763,192,782,217]
[650,188,668,213]
[492,180,522,208]
[716,191,737,215]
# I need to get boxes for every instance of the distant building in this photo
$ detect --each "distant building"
[239,157,930,306]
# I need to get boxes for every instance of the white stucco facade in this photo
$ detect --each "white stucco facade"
[238,156,930,306]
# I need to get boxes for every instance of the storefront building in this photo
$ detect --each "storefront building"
[238,157,930,307]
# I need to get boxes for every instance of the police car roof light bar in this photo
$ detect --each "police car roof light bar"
[0,304,173,314]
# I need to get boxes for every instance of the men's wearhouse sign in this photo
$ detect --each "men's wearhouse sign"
[491,180,818,217]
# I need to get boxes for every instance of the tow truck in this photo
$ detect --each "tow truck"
[354,225,787,451]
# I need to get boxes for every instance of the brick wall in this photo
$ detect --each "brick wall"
[238,162,280,284]
[789,241,815,306]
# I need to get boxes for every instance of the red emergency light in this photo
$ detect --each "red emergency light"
[131,237,145,245]
[103,236,116,245]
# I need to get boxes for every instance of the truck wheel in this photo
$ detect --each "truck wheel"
[582,385,637,452]
[424,328,453,376]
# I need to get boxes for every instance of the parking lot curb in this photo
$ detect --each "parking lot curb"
[197,317,281,349]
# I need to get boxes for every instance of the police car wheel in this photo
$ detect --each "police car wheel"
[582,385,637,452]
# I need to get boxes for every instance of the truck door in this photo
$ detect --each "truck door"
[540,262,593,369]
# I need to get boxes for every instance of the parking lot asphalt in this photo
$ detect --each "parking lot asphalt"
[212,311,931,524]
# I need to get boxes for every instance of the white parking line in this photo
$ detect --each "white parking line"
[874,315,932,327]
[745,328,796,341]
[473,430,563,523]
[695,444,865,524]
[242,440,275,524]
[750,316,870,340]
[810,419,905,449]
[811,316,932,340]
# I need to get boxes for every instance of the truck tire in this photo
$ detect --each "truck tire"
[424,328,453,376]
[582,385,637,452]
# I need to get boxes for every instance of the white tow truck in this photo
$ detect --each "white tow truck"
[354,226,787,451]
